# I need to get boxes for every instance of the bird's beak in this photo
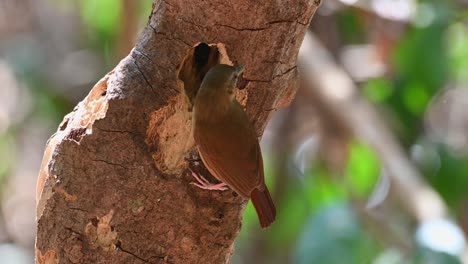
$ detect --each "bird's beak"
[235,64,245,75]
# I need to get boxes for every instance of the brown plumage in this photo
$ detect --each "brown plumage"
[193,64,276,228]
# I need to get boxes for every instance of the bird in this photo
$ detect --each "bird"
[191,63,276,228]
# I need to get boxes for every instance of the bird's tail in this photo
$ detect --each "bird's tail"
[251,187,276,228]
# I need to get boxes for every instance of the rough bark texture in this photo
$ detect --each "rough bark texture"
[35,1,320,263]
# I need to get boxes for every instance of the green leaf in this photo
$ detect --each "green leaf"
[80,0,121,37]
[346,141,380,198]
[363,78,393,103]
[305,170,347,208]
[402,81,430,115]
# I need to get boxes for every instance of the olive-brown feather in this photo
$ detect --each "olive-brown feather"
[193,64,276,228]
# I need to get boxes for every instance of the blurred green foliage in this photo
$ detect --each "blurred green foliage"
[346,142,380,198]
[4,0,468,263]
[0,133,14,189]
[295,204,379,264]
[81,0,122,39]
[392,20,449,142]
[412,247,461,264]
[363,78,393,103]
[428,145,468,210]
[80,0,121,63]
[239,0,468,262]
[448,22,468,82]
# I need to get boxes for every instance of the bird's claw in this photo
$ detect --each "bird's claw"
[189,168,228,191]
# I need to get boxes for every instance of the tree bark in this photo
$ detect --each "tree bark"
[35,1,320,263]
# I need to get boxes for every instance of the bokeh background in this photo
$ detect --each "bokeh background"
[1,0,468,263]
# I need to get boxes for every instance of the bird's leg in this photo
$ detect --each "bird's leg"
[189,169,228,191]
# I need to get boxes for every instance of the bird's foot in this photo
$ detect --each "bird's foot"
[189,169,228,191]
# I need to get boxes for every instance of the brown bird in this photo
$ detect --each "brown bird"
[192,64,276,228]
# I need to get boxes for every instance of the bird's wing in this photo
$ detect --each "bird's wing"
[194,103,264,198]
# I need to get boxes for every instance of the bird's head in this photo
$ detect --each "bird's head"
[199,64,244,100]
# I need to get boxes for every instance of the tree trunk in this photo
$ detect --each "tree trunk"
[35,1,320,263]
